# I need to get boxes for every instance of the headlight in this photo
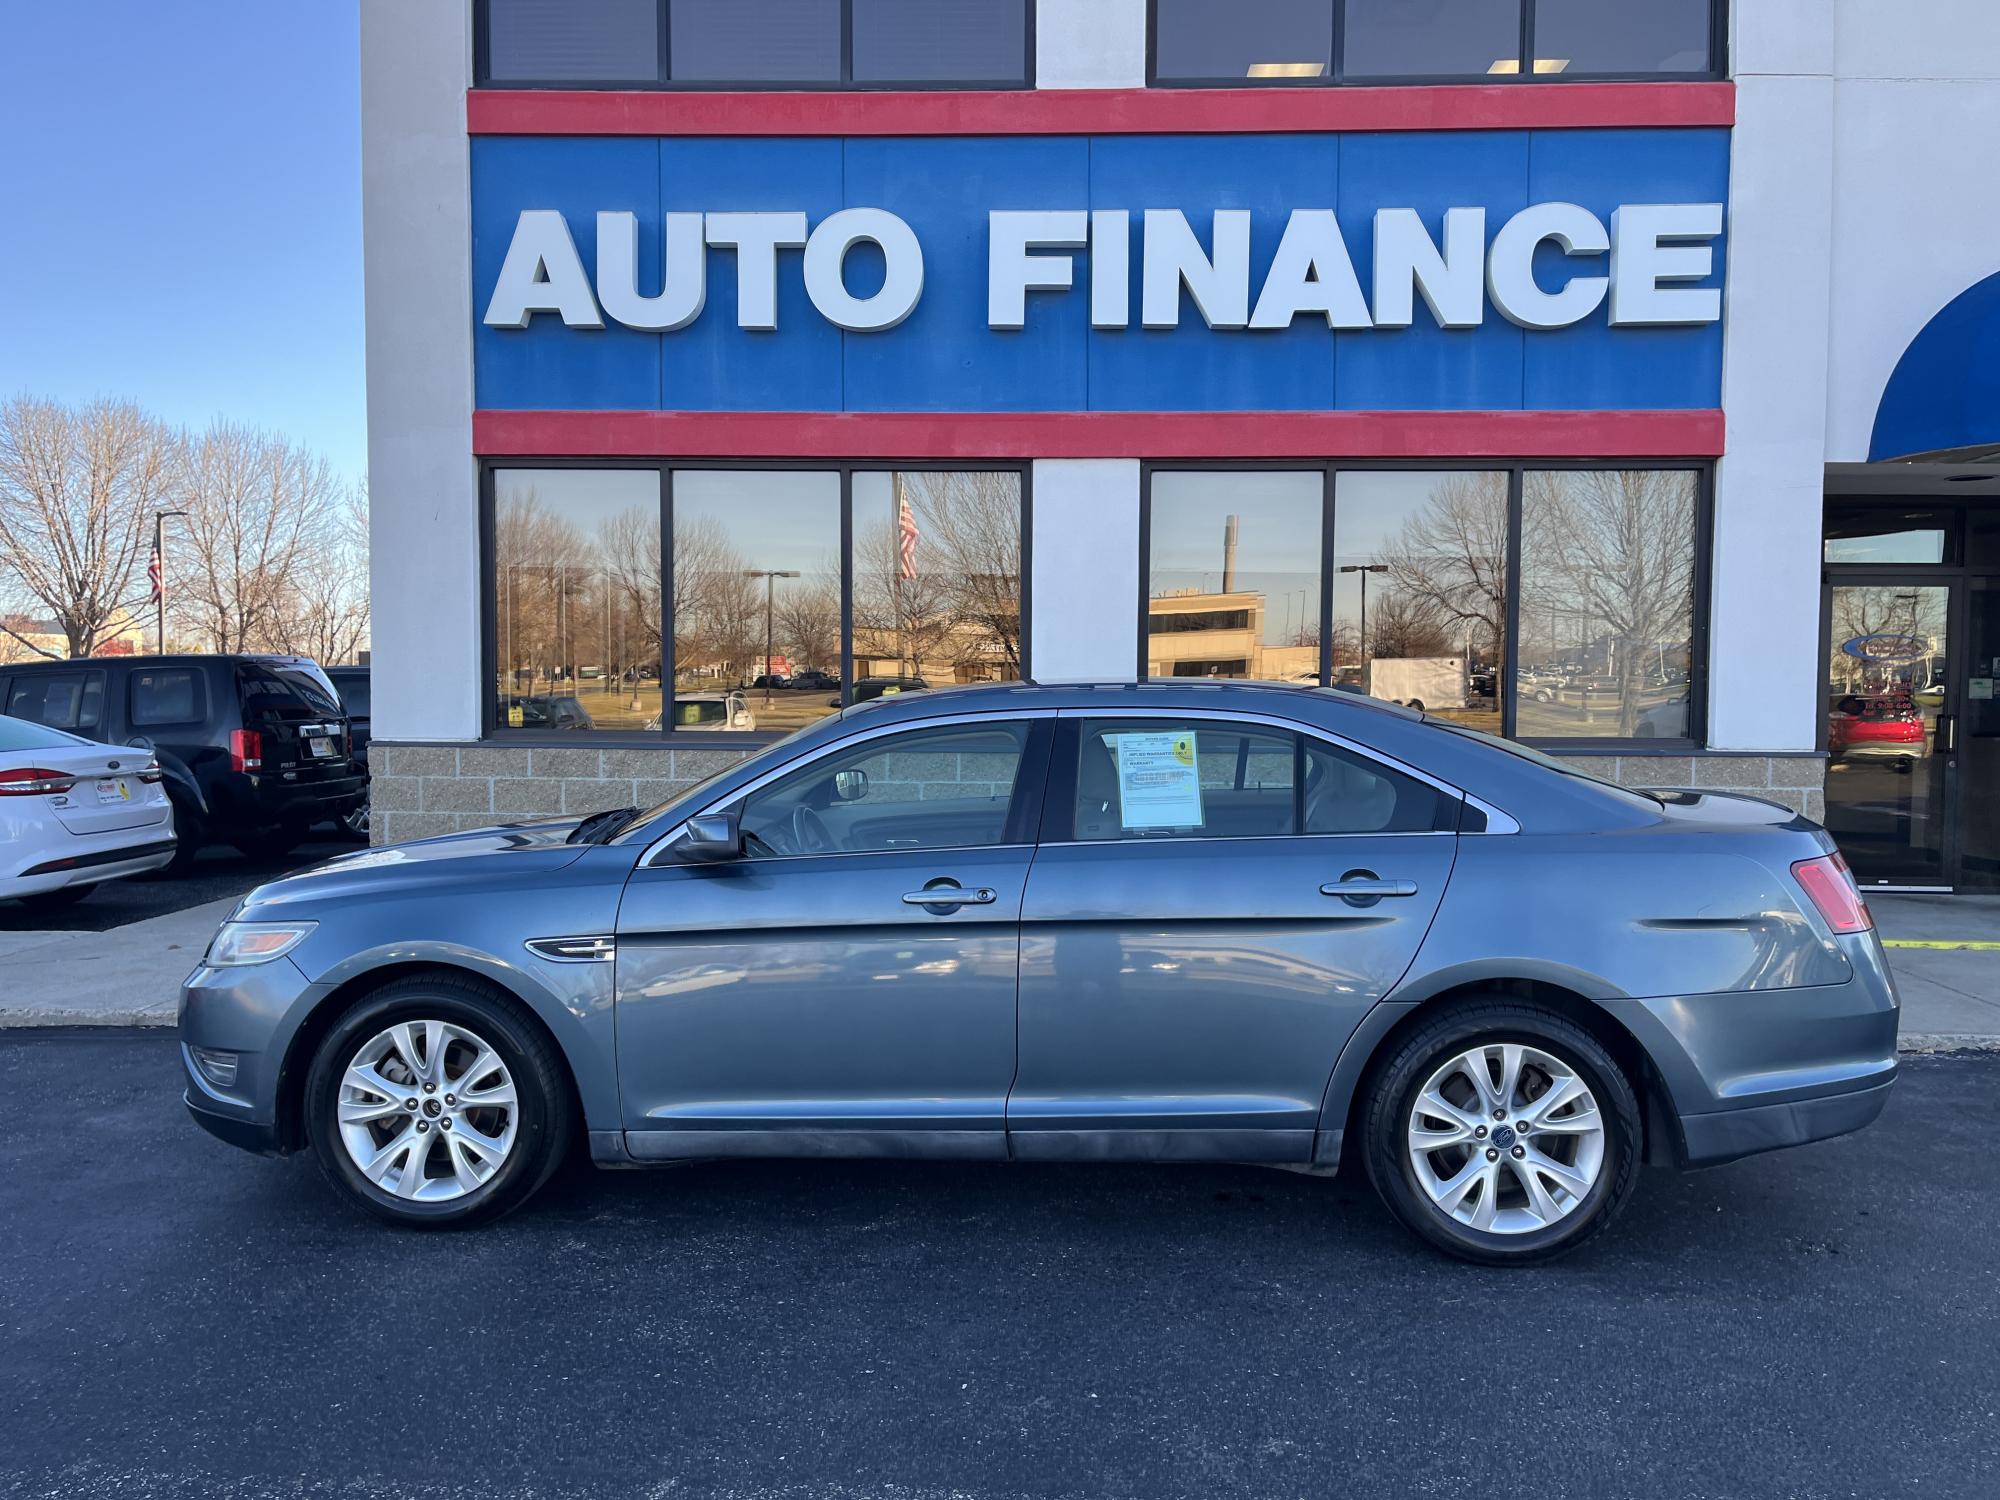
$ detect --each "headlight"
[206,921,316,967]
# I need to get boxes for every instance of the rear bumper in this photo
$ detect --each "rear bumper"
[208,771,367,830]
[5,838,177,896]
[1677,1073,1895,1166]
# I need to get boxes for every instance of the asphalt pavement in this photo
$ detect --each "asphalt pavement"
[0,835,357,934]
[1,1031,1994,1500]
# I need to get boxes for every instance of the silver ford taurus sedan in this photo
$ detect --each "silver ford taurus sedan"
[180,682,1897,1263]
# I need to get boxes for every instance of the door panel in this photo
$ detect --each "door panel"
[615,848,1030,1155]
[1011,714,1457,1161]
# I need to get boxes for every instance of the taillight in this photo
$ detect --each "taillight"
[138,761,164,785]
[1793,852,1873,934]
[230,729,263,773]
[0,767,80,796]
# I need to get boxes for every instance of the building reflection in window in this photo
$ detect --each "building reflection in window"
[1333,471,1507,733]
[492,468,663,733]
[1146,471,1323,682]
[1517,469,1697,740]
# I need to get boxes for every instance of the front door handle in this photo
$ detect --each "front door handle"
[902,884,997,909]
[1321,876,1419,907]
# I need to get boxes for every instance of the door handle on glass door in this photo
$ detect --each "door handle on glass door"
[902,886,997,908]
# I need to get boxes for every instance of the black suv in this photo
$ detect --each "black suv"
[0,654,365,867]
[325,665,371,841]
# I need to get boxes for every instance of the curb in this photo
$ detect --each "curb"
[1896,1033,2000,1055]
[0,1008,177,1029]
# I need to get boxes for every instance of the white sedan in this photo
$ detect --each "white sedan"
[0,714,176,912]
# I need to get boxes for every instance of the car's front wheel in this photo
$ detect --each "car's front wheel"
[304,975,572,1227]
[1362,1000,1641,1264]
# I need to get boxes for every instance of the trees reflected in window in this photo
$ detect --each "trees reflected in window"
[488,466,1027,736]
[492,468,663,733]
[1517,469,1697,740]
[1334,471,1507,733]
[851,471,1024,693]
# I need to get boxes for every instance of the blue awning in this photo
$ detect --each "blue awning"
[1870,270,2000,461]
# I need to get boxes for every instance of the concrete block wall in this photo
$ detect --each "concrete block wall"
[1553,753,1827,822]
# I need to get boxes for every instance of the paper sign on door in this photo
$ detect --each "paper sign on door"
[1111,730,1204,830]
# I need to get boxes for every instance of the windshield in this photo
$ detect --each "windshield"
[240,662,342,719]
[1421,717,1664,806]
[0,714,87,752]
[609,720,821,842]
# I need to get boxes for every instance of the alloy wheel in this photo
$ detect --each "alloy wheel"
[1406,1043,1606,1235]
[336,1020,518,1202]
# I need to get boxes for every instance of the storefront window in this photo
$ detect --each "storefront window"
[1341,1,1521,81]
[1333,471,1507,733]
[478,0,1032,88]
[492,468,664,733]
[851,471,1025,692]
[1151,0,1720,83]
[1146,472,1324,683]
[1143,465,1705,745]
[1516,469,1698,741]
[488,465,1028,737]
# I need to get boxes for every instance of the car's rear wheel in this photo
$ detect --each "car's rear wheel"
[304,975,572,1227]
[339,792,370,842]
[1363,1000,1641,1265]
[233,820,308,861]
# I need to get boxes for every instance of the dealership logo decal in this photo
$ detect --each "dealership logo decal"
[484,203,1723,336]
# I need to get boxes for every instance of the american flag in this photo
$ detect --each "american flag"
[147,540,162,604]
[897,492,919,581]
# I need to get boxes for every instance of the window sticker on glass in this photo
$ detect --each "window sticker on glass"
[1112,731,1205,830]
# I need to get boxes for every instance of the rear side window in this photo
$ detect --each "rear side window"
[238,664,342,722]
[1069,719,1451,841]
[5,671,105,734]
[130,668,207,728]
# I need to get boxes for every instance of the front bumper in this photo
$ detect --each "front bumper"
[177,953,318,1155]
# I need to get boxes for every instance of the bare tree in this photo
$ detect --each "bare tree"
[852,472,1024,678]
[1378,473,1509,665]
[1520,470,1696,736]
[0,396,173,656]
[264,480,370,663]
[173,422,346,654]
[1367,588,1456,660]
[775,576,840,673]
[493,487,594,692]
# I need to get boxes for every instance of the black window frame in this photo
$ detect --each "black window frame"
[474,0,1036,91]
[1137,458,1714,754]
[481,457,1033,745]
[1145,0,1727,87]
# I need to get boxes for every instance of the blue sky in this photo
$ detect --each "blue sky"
[0,3,366,483]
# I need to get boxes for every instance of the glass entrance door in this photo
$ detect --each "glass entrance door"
[1824,583,1954,887]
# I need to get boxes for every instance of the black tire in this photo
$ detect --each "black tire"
[1362,999,1641,1265]
[339,792,370,842]
[18,884,92,912]
[303,974,573,1228]
[165,808,204,873]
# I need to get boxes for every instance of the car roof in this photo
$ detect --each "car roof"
[834,678,1421,725]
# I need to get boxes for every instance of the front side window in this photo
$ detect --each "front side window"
[488,465,1028,738]
[479,0,1032,87]
[1152,0,1720,83]
[738,721,1032,856]
[5,672,104,734]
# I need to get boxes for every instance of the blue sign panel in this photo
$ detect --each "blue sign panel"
[471,129,1729,414]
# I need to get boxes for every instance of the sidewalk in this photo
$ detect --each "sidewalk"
[0,893,1993,1049]
[0,896,238,1027]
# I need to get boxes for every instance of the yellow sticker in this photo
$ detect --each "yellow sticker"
[882,685,902,695]
[507,705,525,727]
[1172,732,1195,765]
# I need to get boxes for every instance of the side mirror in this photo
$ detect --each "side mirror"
[833,768,869,803]
[680,808,743,862]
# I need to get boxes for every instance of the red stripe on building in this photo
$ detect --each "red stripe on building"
[467,82,1733,138]
[473,409,1724,460]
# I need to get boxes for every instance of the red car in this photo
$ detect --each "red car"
[1828,694,1928,768]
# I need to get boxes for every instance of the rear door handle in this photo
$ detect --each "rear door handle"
[902,885,997,908]
[1320,877,1419,906]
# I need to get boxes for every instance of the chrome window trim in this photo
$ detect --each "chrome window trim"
[638,708,1058,867]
